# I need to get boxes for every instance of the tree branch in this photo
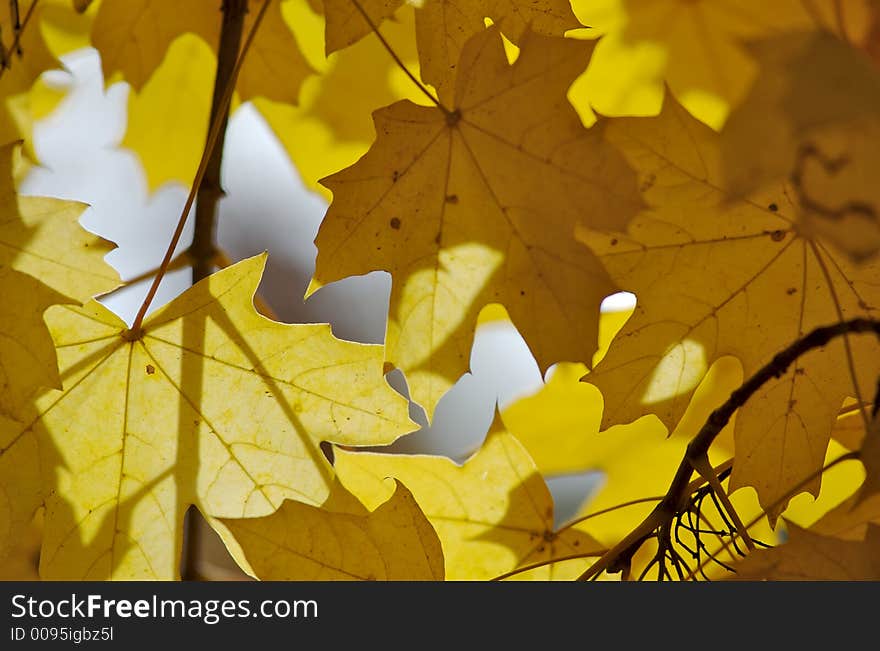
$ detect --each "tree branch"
[180,0,248,583]
[577,317,880,581]
[189,0,247,283]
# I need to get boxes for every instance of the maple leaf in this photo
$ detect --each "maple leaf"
[257,2,424,200]
[1,254,414,579]
[320,0,580,101]
[222,479,444,580]
[335,425,605,580]
[0,141,117,561]
[570,0,872,129]
[310,27,642,417]
[730,522,880,580]
[577,97,880,520]
[0,142,118,409]
[92,0,312,105]
[719,32,880,263]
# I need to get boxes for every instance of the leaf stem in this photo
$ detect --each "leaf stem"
[348,0,447,112]
[489,550,609,581]
[127,0,270,336]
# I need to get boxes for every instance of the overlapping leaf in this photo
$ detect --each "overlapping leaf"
[0,141,118,560]
[0,145,117,402]
[222,479,444,580]
[730,522,880,580]
[570,0,872,129]
[335,426,605,580]
[310,27,642,417]
[92,0,312,105]
[319,0,580,101]
[2,254,414,579]
[719,32,880,262]
[577,97,880,520]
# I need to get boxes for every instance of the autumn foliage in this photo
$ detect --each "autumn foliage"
[1,0,880,581]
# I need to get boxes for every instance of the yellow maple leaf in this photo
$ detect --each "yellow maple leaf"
[92,0,312,105]
[576,97,880,520]
[310,27,642,418]
[222,479,444,580]
[335,426,605,580]
[0,142,117,562]
[729,522,880,580]
[719,32,880,263]
[320,0,403,54]
[0,142,118,408]
[122,34,216,191]
[1,254,414,579]
[256,2,424,199]
[320,0,580,101]
[569,0,872,130]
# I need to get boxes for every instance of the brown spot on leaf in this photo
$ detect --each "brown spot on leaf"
[610,238,618,246]
[145,364,155,375]
[768,203,778,212]
[445,194,459,204]
[769,230,786,242]
[786,287,797,295]
[390,217,401,230]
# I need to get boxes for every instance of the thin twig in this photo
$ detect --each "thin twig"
[348,0,447,112]
[577,318,880,581]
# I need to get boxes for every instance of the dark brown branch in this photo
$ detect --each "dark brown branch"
[189,0,247,283]
[180,0,248,582]
[578,317,880,581]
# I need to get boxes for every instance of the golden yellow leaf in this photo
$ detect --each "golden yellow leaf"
[730,522,880,580]
[310,27,642,418]
[321,0,579,102]
[577,97,880,520]
[92,0,312,105]
[719,32,880,263]
[2,254,414,579]
[502,356,749,547]
[0,142,118,407]
[0,142,117,562]
[0,512,41,580]
[335,427,605,580]
[122,34,215,191]
[413,0,580,101]
[222,479,444,580]
[256,2,424,198]
[569,0,871,130]
[321,0,403,55]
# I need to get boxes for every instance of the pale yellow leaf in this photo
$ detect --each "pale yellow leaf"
[2,254,414,579]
